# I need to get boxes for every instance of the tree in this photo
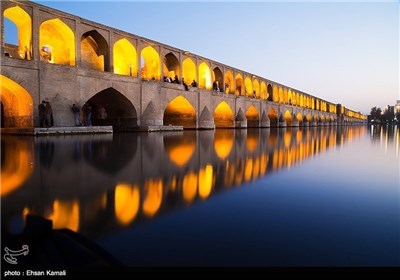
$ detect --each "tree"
[395,111,400,122]
[382,109,394,123]
[370,106,382,122]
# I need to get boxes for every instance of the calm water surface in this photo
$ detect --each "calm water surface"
[1,126,399,266]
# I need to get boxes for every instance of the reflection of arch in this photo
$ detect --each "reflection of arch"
[247,130,259,152]
[86,87,137,127]
[114,184,140,225]
[3,6,32,60]
[164,52,180,80]
[183,172,198,203]
[40,18,75,65]
[47,199,80,232]
[260,82,267,100]
[199,165,213,199]
[164,131,196,167]
[141,46,160,80]
[163,96,196,128]
[253,79,260,98]
[0,75,33,127]
[81,30,109,71]
[143,179,163,217]
[268,108,278,126]
[113,38,137,76]
[224,70,235,94]
[235,74,243,96]
[212,67,223,91]
[1,138,34,196]
[267,84,273,101]
[214,129,234,159]
[214,101,234,128]
[246,105,259,127]
[245,77,253,97]
[198,62,212,89]
[182,58,196,85]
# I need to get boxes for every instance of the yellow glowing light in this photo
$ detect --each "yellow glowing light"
[143,179,163,217]
[252,79,260,98]
[0,75,33,127]
[259,154,268,175]
[235,74,243,95]
[0,139,33,196]
[113,38,137,76]
[284,130,292,149]
[182,58,196,85]
[39,18,75,65]
[81,34,105,71]
[114,183,140,225]
[283,110,292,126]
[244,158,253,182]
[245,77,253,97]
[214,101,234,128]
[141,46,160,80]
[47,199,80,232]
[283,88,288,104]
[198,165,213,199]
[224,70,235,94]
[260,82,267,99]
[278,87,284,104]
[4,6,32,60]
[183,172,198,203]
[214,129,234,159]
[246,105,259,122]
[273,85,279,103]
[198,62,212,90]
[166,141,195,167]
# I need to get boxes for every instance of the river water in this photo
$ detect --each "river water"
[1,125,399,266]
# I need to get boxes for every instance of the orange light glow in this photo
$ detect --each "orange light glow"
[253,79,260,98]
[114,39,137,76]
[182,58,196,85]
[47,199,80,232]
[244,158,253,181]
[235,74,243,95]
[245,77,253,97]
[183,172,198,203]
[81,32,106,71]
[247,134,258,152]
[283,110,292,126]
[260,82,267,99]
[198,165,213,199]
[224,70,235,94]
[214,101,234,128]
[214,129,234,159]
[141,46,160,80]
[166,141,195,167]
[143,179,163,217]
[198,62,212,90]
[114,183,140,225]
[246,106,259,122]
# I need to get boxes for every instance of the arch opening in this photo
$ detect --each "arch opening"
[260,82,267,100]
[245,77,253,97]
[141,46,160,80]
[182,58,196,86]
[198,62,212,90]
[214,101,234,128]
[268,108,278,127]
[212,67,223,92]
[40,18,75,65]
[85,87,137,127]
[163,52,180,81]
[224,70,235,94]
[253,79,260,98]
[81,30,109,71]
[246,105,259,127]
[113,38,137,76]
[283,110,292,126]
[235,74,243,96]
[163,96,196,128]
[267,84,273,101]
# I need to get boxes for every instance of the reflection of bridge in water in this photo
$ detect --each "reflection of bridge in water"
[1,126,368,237]
[1,0,366,130]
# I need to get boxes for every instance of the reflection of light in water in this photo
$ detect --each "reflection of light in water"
[143,179,163,217]
[199,165,213,199]
[214,131,233,159]
[235,160,244,185]
[114,183,140,225]
[47,199,80,232]
[244,158,253,182]
[1,142,34,197]
[252,158,260,179]
[284,131,291,149]
[296,130,302,144]
[225,162,235,186]
[395,126,399,157]
[259,154,268,175]
[101,192,107,209]
[247,135,258,152]
[166,142,195,167]
[183,172,197,203]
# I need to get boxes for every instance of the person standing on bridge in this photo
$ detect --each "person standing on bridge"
[45,99,53,127]
[71,104,81,126]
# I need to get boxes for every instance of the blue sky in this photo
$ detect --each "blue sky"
[23,1,400,114]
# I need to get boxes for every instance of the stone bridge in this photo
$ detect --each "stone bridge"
[0,0,366,129]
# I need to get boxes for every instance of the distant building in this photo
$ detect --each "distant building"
[395,100,400,114]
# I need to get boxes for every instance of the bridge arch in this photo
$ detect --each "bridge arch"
[214,101,234,128]
[235,74,243,96]
[141,46,160,80]
[244,77,253,97]
[163,95,196,128]
[246,105,259,127]
[182,58,196,86]
[81,30,109,71]
[278,86,284,104]
[212,67,223,91]
[0,75,33,127]
[296,112,303,125]
[85,87,137,127]
[224,70,235,94]
[113,38,137,76]
[283,110,292,126]
[267,84,273,101]
[39,18,75,66]
[3,6,32,60]
[253,79,260,98]
[272,85,279,103]
[198,62,212,90]
[260,82,267,100]
[164,52,180,80]
[268,108,278,127]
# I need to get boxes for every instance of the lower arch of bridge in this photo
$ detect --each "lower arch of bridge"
[214,101,234,128]
[85,87,137,127]
[283,110,292,126]
[163,96,196,128]
[0,75,33,128]
[246,105,259,127]
[296,112,303,124]
[268,108,278,127]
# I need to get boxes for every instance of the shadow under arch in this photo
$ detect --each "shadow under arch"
[0,74,33,127]
[85,87,137,128]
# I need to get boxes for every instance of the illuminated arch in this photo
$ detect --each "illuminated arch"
[253,79,260,98]
[113,38,137,76]
[278,86,284,104]
[141,46,160,80]
[3,6,32,60]
[164,134,195,167]
[214,101,234,128]
[214,129,234,159]
[224,70,235,94]
[268,108,278,126]
[283,110,292,126]
[81,30,109,71]
[182,58,196,86]
[1,138,34,196]
[143,179,163,217]
[235,74,243,96]
[267,84,273,101]
[164,52,180,80]
[288,89,293,105]
[296,112,303,124]
[40,18,75,65]
[283,88,288,104]
[212,67,223,91]
[114,183,140,225]
[272,85,279,103]
[246,105,259,127]
[260,82,267,100]
[244,77,253,97]
[198,62,212,90]
[163,95,196,128]
[0,75,33,127]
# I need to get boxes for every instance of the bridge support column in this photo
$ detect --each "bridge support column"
[292,118,299,127]
[310,120,317,127]
[198,107,215,129]
[302,120,309,127]
[260,112,270,127]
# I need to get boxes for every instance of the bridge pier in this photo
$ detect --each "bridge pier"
[235,109,247,128]
[260,112,270,128]
[292,118,300,127]
[198,107,215,129]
